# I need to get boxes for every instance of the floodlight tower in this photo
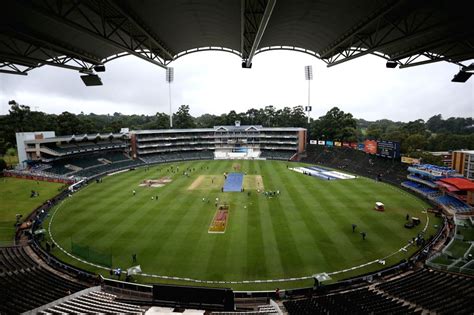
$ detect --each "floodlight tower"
[304,65,313,124]
[166,67,174,128]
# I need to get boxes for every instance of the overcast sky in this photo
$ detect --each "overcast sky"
[0,50,472,122]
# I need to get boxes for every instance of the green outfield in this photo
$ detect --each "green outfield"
[44,160,441,290]
[0,177,64,245]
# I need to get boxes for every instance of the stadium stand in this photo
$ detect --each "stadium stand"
[302,145,408,184]
[0,246,88,314]
[73,159,144,178]
[260,150,294,160]
[140,151,214,164]
[402,181,439,196]
[435,195,472,213]
[284,268,474,315]
[376,269,474,315]
[36,290,146,314]
[284,287,417,315]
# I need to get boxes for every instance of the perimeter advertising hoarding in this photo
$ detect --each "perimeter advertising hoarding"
[318,140,325,145]
[342,142,351,147]
[364,140,377,154]
[358,143,365,151]
[326,141,334,147]
[309,140,318,144]
[334,141,342,147]
[401,156,421,164]
[350,142,358,149]
[377,140,401,158]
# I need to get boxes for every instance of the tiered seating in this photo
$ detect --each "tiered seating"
[101,151,129,162]
[435,195,472,213]
[141,151,214,164]
[39,290,145,314]
[260,150,294,160]
[407,174,438,188]
[46,141,127,155]
[45,154,104,174]
[141,153,166,163]
[302,146,408,185]
[0,246,37,273]
[44,163,72,175]
[284,287,417,315]
[377,269,474,315]
[0,246,88,314]
[402,181,438,196]
[74,159,144,177]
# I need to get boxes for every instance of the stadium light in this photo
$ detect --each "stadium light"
[304,65,313,124]
[386,61,398,68]
[93,65,106,72]
[464,63,474,73]
[166,67,174,128]
[80,74,103,86]
[451,63,473,83]
[451,69,472,83]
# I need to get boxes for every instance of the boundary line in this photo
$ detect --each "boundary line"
[47,172,432,284]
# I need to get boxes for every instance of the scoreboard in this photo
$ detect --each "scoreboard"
[376,140,400,158]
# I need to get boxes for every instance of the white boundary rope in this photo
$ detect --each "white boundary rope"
[47,177,431,285]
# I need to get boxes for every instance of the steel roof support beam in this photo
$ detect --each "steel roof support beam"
[104,0,174,61]
[24,0,167,69]
[325,23,443,67]
[389,31,474,61]
[1,27,103,66]
[324,7,464,68]
[0,52,90,72]
[0,62,30,75]
[398,48,474,69]
[319,0,404,59]
[241,0,276,68]
[0,34,96,72]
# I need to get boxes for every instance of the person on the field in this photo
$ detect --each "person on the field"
[132,254,137,263]
[406,213,410,221]
[132,190,136,196]
[352,224,357,232]
[361,232,367,240]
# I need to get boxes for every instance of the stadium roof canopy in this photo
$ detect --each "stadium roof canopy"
[1,0,473,78]
[439,178,474,191]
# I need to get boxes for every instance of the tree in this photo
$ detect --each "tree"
[8,101,32,132]
[195,114,219,128]
[426,114,443,133]
[173,105,195,128]
[310,107,357,141]
[290,106,307,127]
[56,111,82,135]
[402,134,428,152]
[263,105,276,126]
[402,119,427,135]
[0,158,6,171]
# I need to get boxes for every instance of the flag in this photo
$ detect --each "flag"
[127,265,142,276]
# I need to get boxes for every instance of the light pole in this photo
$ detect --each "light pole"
[304,65,313,124]
[166,67,174,128]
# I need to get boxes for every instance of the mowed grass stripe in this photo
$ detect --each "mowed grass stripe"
[46,159,439,287]
[259,161,305,277]
[252,161,286,279]
[277,167,336,272]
